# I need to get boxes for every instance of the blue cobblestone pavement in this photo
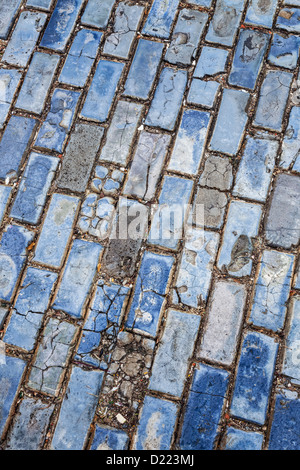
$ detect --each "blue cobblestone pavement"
[0,0,300,451]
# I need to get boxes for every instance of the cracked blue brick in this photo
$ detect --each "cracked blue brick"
[194,46,228,78]
[165,9,208,66]
[280,107,300,170]
[91,426,129,450]
[249,250,294,332]
[173,228,219,308]
[276,8,300,33]
[27,0,54,9]
[2,11,47,67]
[103,2,144,59]
[126,251,174,337]
[4,267,57,351]
[143,0,180,39]
[145,68,187,131]
[148,175,193,250]
[59,29,102,88]
[34,193,79,268]
[52,366,104,450]
[187,79,220,109]
[149,309,201,397]
[168,109,210,175]
[35,88,81,152]
[245,0,278,28]
[268,34,300,70]
[81,60,124,122]
[231,331,278,425]
[133,396,178,450]
[209,89,250,156]
[233,135,278,202]
[180,364,229,450]
[17,52,60,115]
[0,69,22,129]
[53,239,103,318]
[0,116,36,181]
[218,200,262,277]
[253,70,293,132]
[0,185,11,223]
[229,29,269,90]
[282,297,300,385]
[269,389,300,450]
[10,152,59,225]
[205,0,246,46]
[0,1,22,39]
[100,100,143,165]
[0,355,27,436]
[223,428,263,450]
[76,282,129,369]
[40,0,85,52]
[124,39,164,100]
[82,0,115,29]
[0,225,34,302]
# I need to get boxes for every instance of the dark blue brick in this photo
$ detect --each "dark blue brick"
[269,389,300,450]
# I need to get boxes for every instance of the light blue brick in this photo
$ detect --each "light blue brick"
[2,11,47,67]
[269,389,300,450]
[81,60,124,122]
[282,297,300,385]
[233,136,278,202]
[4,268,57,351]
[91,426,129,450]
[10,153,59,225]
[223,428,263,450]
[133,396,178,450]
[16,52,60,114]
[194,46,228,78]
[0,355,27,436]
[250,250,294,332]
[229,29,269,89]
[173,228,219,308]
[276,8,300,33]
[124,39,164,100]
[269,34,300,70]
[180,364,229,450]
[52,366,104,450]
[35,88,81,152]
[0,1,22,39]
[165,9,208,65]
[168,109,210,175]
[231,332,278,425]
[186,0,212,6]
[34,193,79,268]
[103,2,144,59]
[280,107,300,169]
[126,251,174,337]
[149,309,201,397]
[0,69,22,129]
[76,282,129,368]
[53,239,103,318]
[40,0,85,51]
[82,0,115,29]
[0,225,34,302]
[0,307,7,328]
[59,29,102,87]
[254,70,293,132]
[27,0,54,9]
[0,185,11,223]
[148,175,193,250]
[245,0,278,28]
[218,200,262,277]
[205,0,246,46]
[187,79,219,108]
[210,89,249,156]
[143,0,180,39]
[0,116,36,180]
[145,68,187,131]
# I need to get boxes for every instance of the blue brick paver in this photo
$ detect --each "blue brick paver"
[1,0,300,451]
